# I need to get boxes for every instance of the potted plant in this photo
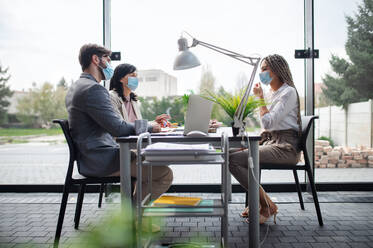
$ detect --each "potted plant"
[202,88,265,136]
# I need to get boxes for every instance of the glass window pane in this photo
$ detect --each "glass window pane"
[314,0,373,182]
[111,0,304,184]
[0,0,102,185]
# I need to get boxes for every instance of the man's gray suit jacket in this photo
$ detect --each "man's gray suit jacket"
[65,73,135,177]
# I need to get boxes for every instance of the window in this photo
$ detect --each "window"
[145,76,157,82]
[313,0,372,183]
[0,0,102,185]
[111,0,305,185]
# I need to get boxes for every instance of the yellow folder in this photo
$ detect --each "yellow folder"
[152,195,202,207]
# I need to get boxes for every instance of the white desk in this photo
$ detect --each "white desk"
[116,130,261,248]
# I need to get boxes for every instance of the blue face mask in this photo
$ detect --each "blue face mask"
[127,77,139,91]
[259,71,272,85]
[99,61,114,80]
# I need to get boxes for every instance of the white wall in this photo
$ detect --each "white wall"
[330,105,346,146]
[137,69,178,98]
[347,101,372,147]
[315,100,372,147]
[315,106,330,138]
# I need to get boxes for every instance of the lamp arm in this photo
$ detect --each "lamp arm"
[189,37,261,135]
[233,62,260,130]
[192,39,260,66]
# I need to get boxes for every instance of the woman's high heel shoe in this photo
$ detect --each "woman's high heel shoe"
[259,210,278,224]
[239,207,249,218]
[244,210,278,224]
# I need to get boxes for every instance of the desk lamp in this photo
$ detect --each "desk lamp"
[173,32,261,136]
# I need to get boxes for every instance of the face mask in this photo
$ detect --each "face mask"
[99,60,114,80]
[259,71,272,85]
[127,77,138,91]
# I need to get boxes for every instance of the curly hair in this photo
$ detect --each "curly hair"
[262,54,302,136]
[109,63,138,102]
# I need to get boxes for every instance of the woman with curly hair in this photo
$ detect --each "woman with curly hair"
[230,54,302,224]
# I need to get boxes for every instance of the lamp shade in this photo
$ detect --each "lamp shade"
[173,37,201,70]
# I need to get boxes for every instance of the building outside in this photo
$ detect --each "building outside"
[6,90,29,115]
[137,69,177,98]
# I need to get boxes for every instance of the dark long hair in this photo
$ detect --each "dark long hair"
[109,63,138,102]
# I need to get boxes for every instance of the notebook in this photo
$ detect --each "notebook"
[144,199,214,213]
[152,195,202,207]
[144,142,217,161]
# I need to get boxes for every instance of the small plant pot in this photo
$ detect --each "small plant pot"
[231,122,239,137]
[231,121,246,136]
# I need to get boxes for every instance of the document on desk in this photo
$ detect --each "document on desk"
[144,143,217,161]
[145,143,210,151]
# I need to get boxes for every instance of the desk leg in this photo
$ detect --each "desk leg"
[227,171,232,201]
[119,143,132,202]
[249,141,259,248]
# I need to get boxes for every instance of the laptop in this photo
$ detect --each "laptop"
[183,95,213,136]
[151,95,213,136]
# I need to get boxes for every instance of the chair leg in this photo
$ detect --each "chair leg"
[74,184,86,229]
[54,185,70,248]
[98,183,105,208]
[306,167,324,226]
[293,170,305,210]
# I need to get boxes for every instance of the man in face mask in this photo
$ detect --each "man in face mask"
[97,54,114,81]
[65,43,136,178]
[64,44,173,193]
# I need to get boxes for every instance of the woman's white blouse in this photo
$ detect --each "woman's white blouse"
[261,83,299,131]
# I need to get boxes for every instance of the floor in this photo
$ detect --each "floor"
[0,192,373,248]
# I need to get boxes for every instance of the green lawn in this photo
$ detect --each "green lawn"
[0,128,62,137]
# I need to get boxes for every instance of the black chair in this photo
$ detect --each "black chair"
[245,115,323,226]
[53,119,136,247]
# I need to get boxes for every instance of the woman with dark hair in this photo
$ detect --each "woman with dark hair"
[108,63,173,202]
[229,54,302,224]
[109,63,170,129]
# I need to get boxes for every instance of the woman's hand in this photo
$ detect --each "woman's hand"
[155,114,171,127]
[151,122,162,133]
[253,83,264,99]
[254,82,269,116]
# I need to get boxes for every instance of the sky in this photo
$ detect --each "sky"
[0,0,362,96]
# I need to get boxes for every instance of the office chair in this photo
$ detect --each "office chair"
[52,119,136,247]
[245,115,323,226]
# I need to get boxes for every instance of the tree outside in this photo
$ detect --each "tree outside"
[16,82,68,128]
[198,65,216,94]
[322,0,373,109]
[139,96,185,125]
[197,66,231,124]
[0,64,13,124]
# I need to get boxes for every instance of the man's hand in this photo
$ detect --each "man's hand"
[151,122,161,133]
[253,83,264,99]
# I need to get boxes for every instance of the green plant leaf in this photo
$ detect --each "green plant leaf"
[202,89,266,121]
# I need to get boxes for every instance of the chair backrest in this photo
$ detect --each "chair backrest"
[299,115,319,165]
[53,119,76,182]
